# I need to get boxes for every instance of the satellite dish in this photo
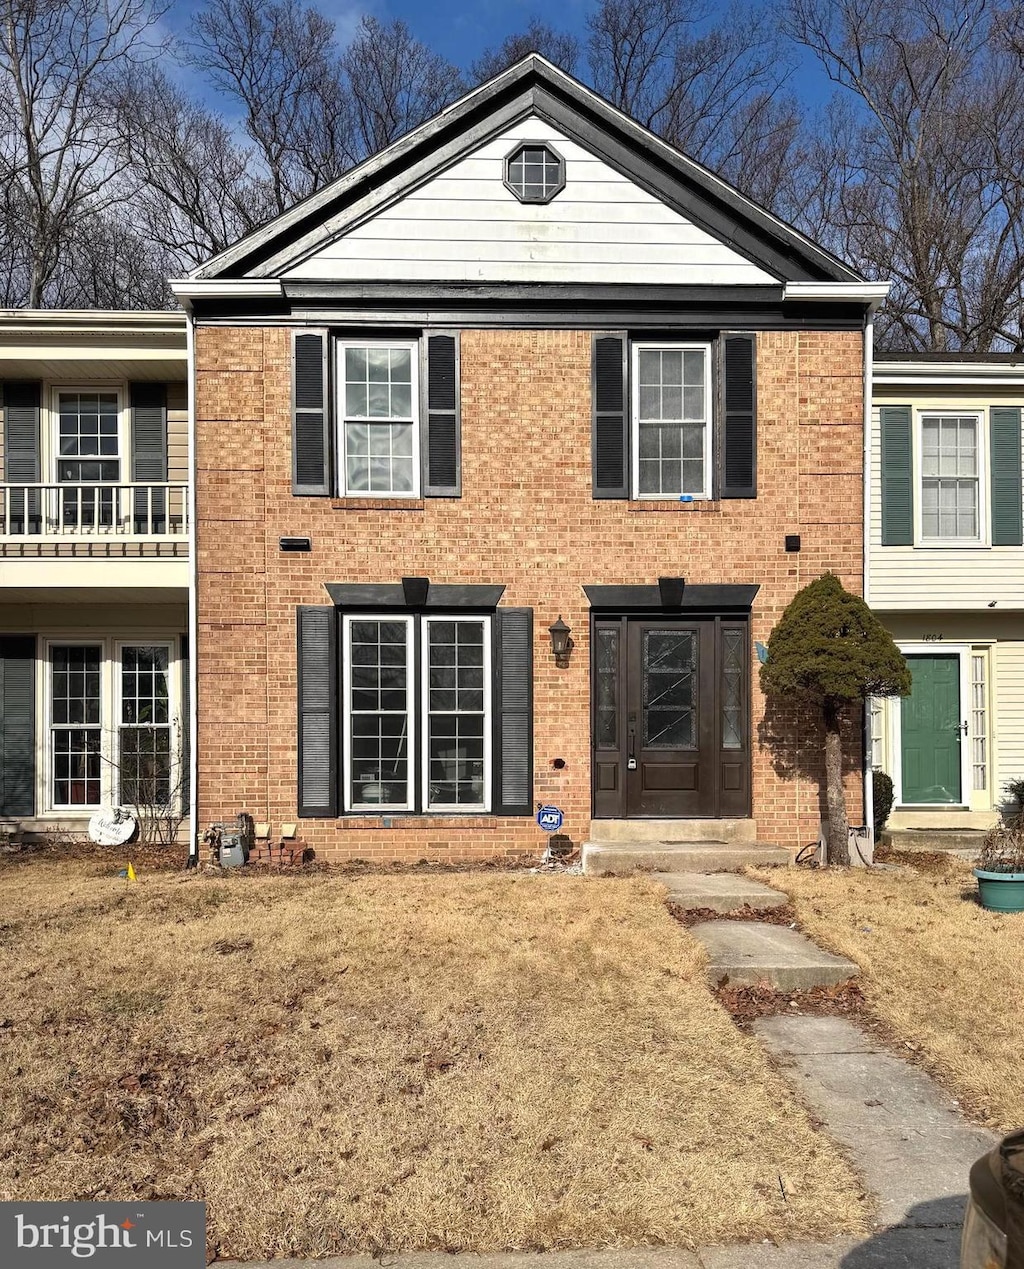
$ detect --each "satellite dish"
[88,807,138,847]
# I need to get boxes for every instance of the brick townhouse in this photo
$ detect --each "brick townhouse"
[173,56,888,862]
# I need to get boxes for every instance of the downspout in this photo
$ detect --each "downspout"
[863,305,875,838]
[185,303,199,867]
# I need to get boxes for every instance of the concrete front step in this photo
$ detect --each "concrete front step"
[582,839,791,876]
[691,920,859,991]
[652,871,789,913]
[883,828,987,855]
[588,818,757,844]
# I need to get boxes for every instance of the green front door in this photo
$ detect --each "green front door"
[901,654,963,804]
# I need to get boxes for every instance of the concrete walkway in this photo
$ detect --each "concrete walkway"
[233,1016,995,1269]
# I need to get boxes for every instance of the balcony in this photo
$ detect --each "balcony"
[0,483,189,539]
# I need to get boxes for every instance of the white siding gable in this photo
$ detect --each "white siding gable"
[282,118,778,286]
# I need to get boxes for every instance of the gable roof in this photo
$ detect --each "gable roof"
[191,56,862,287]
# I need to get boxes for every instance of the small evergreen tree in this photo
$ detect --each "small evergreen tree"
[760,573,911,865]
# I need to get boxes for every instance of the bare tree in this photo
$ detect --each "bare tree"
[786,0,1024,352]
[470,19,580,83]
[115,69,275,273]
[342,17,465,155]
[0,0,167,307]
[191,0,355,215]
[586,0,795,176]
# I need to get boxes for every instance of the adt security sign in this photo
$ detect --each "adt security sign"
[536,805,564,832]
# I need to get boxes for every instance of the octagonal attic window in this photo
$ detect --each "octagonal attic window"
[504,144,565,204]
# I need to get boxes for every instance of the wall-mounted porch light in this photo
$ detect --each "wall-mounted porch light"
[549,616,573,668]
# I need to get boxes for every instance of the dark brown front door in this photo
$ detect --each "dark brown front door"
[592,616,750,818]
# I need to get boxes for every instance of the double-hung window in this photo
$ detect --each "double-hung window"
[338,341,418,496]
[55,390,121,528]
[920,413,982,542]
[632,343,712,498]
[342,614,491,813]
[47,639,178,811]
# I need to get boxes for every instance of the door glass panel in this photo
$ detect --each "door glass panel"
[642,629,696,748]
[595,626,619,749]
[721,629,744,750]
[349,618,410,807]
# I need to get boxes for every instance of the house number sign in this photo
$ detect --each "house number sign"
[921,634,945,642]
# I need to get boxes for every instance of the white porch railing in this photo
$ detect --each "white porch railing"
[0,483,189,539]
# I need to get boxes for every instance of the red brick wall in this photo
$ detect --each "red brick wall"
[195,325,865,860]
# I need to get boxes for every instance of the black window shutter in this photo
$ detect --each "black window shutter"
[495,608,533,815]
[131,381,167,532]
[3,381,41,532]
[179,633,190,812]
[422,331,461,496]
[592,332,629,498]
[0,635,35,817]
[292,330,331,495]
[990,407,1023,546]
[880,405,914,545]
[719,333,757,498]
[297,607,337,817]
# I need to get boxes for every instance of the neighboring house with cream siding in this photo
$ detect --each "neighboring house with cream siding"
[870,354,1024,832]
[0,310,189,840]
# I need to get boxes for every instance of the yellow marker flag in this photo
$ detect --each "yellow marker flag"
[126,862,137,882]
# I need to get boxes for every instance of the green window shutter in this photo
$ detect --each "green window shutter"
[592,332,629,498]
[292,330,331,495]
[3,381,41,532]
[422,331,461,496]
[494,608,533,815]
[990,407,1023,546]
[880,405,913,545]
[719,333,757,498]
[131,382,167,532]
[297,607,337,817]
[179,633,190,812]
[0,635,36,817]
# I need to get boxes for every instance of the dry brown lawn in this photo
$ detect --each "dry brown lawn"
[752,859,1024,1133]
[0,862,868,1260]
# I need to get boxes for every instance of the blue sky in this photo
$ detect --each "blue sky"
[165,0,840,114]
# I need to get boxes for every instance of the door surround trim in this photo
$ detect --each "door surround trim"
[891,642,971,810]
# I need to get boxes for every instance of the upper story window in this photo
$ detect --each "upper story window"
[338,341,419,496]
[55,390,121,483]
[920,413,981,541]
[632,342,712,499]
[504,144,565,204]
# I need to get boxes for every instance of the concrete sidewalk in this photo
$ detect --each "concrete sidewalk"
[233,1016,994,1269]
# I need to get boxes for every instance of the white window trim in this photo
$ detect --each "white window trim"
[335,339,420,498]
[343,614,416,812]
[42,635,180,814]
[914,408,988,547]
[889,642,972,810]
[421,615,491,813]
[46,383,128,486]
[630,341,713,500]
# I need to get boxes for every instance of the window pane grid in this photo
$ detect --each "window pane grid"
[921,415,979,539]
[347,619,412,808]
[972,653,987,792]
[426,619,488,809]
[508,146,562,200]
[119,645,172,807]
[341,344,416,495]
[635,345,708,497]
[51,646,102,806]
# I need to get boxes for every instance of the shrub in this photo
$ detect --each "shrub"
[873,770,895,833]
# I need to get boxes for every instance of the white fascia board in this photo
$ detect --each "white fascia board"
[784,281,891,305]
[875,360,1024,385]
[169,279,284,302]
[0,309,186,334]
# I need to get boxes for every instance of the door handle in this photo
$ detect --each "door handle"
[627,727,637,770]
[954,721,968,735]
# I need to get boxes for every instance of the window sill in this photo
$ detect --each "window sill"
[330,498,425,511]
[335,815,499,829]
[912,540,990,549]
[628,499,721,513]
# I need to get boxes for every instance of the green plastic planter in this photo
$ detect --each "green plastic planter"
[974,868,1024,913]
